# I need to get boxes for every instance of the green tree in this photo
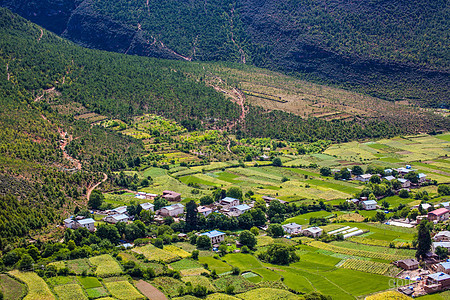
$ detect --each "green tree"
[191,249,199,260]
[351,166,363,176]
[438,185,450,195]
[250,226,259,236]
[227,187,243,200]
[200,195,214,206]
[267,224,284,237]
[154,197,169,210]
[140,209,155,223]
[18,254,34,270]
[320,167,332,177]
[436,246,448,259]
[88,190,104,209]
[405,172,419,184]
[399,189,409,198]
[415,220,432,260]
[185,200,198,231]
[239,230,257,249]
[196,235,212,250]
[272,157,282,167]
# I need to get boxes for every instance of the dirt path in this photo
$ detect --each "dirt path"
[86,172,108,202]
[6,63,10,81]
[58,128,82,170]
[135,280,168,300]
[34,87,55,102]
[38,28,43,42]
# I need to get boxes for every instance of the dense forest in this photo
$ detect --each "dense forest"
[1,0,448,107]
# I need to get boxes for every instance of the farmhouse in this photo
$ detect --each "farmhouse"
[140,202,154,212]
[434,231,450,242]
[398,178,411,188]
[362,200,377,210]
[64,218,75,229]
[162,190,181,202]
[413,203,432,211]
[397,167,417,175]
[160,203,184,217]
[394,259,419,270]
[262,196,277,203]
[383,175,396,181]
[356,174,372,182]
[441,202,450,210]
[384,169,393,174]
[428,208,450,222]
[220,197,240,207]
[437,262,450,274]
[230,204,251,216]
[433,242,450,252]
[73,218,95,231]
[197,206,212,217]
[418,173,427,183]
[303,227,323,238]
[200,230,226,245]
[424,272,450,293]
[104,214,129,224]
[282,223,302,235]
[112,206,127,215]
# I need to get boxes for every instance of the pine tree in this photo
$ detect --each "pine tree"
[416,219,432,260]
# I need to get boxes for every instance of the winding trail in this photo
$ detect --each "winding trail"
[86,172,108,202]
[38,28,44,42]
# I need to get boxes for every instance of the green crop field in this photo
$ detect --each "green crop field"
[77,276,102,289]
[182,276,216,292]
[104,280,144,300]
[339,259,400,276]
[0,274,26,300]
[152,276,186,298]
[9,271,55,300]
[89,255,122,277]
[331,241,416,257]
[198,257,232,275]
[164,245,191,258]
[85,287,109,298]
[133,244,180,263]
[46,276,76,286]
[283,211,337,225]
[223,254,262,271]
[53,283,87,300]
[170,259,202,271]
[213,275,256,294]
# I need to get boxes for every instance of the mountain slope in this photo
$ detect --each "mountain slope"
[1,0,448,107]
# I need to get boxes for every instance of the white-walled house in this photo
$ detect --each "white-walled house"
[356,174,372,182]
[104,214,129,224]
[220,197,240,207]
[362,200,377,210]
[200,230,226,245]
[303,227,323,238]
[230,204,251,216]
[282,223,302,235]
[398,178,411,188]
[64,218,75,229]
[73,218,95,231]
[160,203,184,217]
[140,202,154,212]
[197,206,213,217]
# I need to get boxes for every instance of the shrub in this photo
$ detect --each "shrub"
[196,235,212,250]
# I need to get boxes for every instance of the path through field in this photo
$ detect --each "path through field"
[135,280,168,300]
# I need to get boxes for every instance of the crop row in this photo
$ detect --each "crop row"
[340,259,392,275]
[347,237,412,249]
[308,241,409,261]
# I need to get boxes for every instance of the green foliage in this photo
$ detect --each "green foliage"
[238,231,257,249]
[267,224,284,238]
[415,220,432,260]
[196,235,212,250]
[258,244,299,265]
[88,190,104,209]
[226,187,243,200]
[438,184,450,195]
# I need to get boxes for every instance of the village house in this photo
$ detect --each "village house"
[159,203,184,217]
[104,214,129,224]
[433,242,450,252]
[362,200,377,210]
[441,202,450,210]
[398,178,411,188]
[424,272,450,293]
[162,190,181,202]
[230,204,251,216]
[140,202,154,212]
[394,259,419,270]
[262,196,277,203]
[413,203,432,211]
[396,166,417,176]
[200,230,226,245]
[112,206,127,215]
[434,231,450,242]
[220,197,240,208]
[64,218,75,229]
[428,208,450,222]
[383,175,396,181]
[282,223,302,235]
[73,218,95,232]
[437,262,450,274]
[197,206,213,217]
[303,227,323,238]
[384,169,393,174]
[418,173,427,183]
[356,174,372,182]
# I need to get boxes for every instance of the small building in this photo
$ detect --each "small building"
[104,214,129,224]
[398,178,411,188]
[160,203,184,217]
[418,173,427,183]
[434,231,450,242]
[303,227,323,238]
[162,190,181,202]
[413,203,432,211]
[428,208,450,222]
[424,272,450,293]
[383,175,396,181]
[230,204,251,216]
[433,242,450,252]
[64,218,75,229]
[140,202,155,212]
[200,230,226,245]
[384,169,393,174]
[441,202,450,210]
[262,196,277,203]
[112,206,127,215]
[259,154,270,161]
[397,167,417,175]
[74,218,95,232]
[346,198,360,205]
[282,223,302,235]
[197,206,213,217]
[437,262,450,274]
[356,174,372,182]
[220,197,240,207]
[394,259,419,270]
[362,200,377,210]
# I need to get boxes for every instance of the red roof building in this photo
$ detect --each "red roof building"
[428,208,450,222]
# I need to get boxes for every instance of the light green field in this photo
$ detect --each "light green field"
[53,283,87,300]
[283,210,337,225]
[133,244,179,263]
[181,276,216,292]
[236,288,298,300]
[198,256,232,274]
[9,271,55,300]
[223,253,263,271]
[89,255,122,277]
[0,274,26,300]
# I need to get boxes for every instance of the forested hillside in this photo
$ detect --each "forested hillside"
[1,0,448,107]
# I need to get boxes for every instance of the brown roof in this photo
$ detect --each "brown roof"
[396,258,419,267]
